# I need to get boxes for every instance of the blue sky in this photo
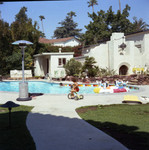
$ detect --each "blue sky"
[0,0,149,39]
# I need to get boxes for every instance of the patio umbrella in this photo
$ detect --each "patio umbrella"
[12,40,33,46]
[12,40,33,101]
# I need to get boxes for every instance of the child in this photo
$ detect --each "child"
[71,77,79,98]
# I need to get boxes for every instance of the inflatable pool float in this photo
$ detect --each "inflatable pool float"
[93,88,101,93]
[113,88,127,93]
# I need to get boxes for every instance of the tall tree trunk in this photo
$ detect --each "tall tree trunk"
[119,0,121,13]
[92,6,94,13]
[41,20,44,33]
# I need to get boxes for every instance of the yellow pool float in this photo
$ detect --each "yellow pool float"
[93,88,101,93]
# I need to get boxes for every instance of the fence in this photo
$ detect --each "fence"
[10,70,32,79]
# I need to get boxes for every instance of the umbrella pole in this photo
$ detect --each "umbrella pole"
[22,47,25,83]
[8,107,12,128]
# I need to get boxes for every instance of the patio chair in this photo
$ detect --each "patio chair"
[122,95,142,104]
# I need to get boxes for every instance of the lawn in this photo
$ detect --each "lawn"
[0,105,36,150]
[76,104,149,150]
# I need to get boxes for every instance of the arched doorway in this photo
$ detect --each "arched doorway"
[119,65,128,75]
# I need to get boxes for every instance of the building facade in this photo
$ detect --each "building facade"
[34,31,149,78]
[75,31,149,75]
[34,51,74,78]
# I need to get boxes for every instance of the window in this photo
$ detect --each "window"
[58,58,66,66]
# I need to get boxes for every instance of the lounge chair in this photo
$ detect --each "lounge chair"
[122,95,142,104]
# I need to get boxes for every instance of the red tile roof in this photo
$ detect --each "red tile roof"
[39,37,76,44]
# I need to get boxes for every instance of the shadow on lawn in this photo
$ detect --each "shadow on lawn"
[0,111,36,150]
[86,120,149,150]
[1,108,149,150]
[0,110,127,150]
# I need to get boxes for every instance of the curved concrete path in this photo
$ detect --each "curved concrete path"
[1,85,149,150]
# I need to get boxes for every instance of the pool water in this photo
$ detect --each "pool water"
[0,81,95,94]
[0,81,139,94]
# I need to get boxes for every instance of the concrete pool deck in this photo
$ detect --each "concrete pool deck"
[0,85,149,150]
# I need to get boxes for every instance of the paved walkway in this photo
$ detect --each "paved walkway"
[0,85,149,150]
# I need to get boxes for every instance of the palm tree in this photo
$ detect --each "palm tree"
[39,15,45,33]
[133,17,149,31]
[82,56,99,77]
[87,0,98,13]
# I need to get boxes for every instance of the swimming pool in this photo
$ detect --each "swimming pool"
[0,81,139,94]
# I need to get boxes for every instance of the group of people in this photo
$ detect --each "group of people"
[114,79,128,87]
[60,77,129,97]
[96,79,128,88]
[96,80,109,89]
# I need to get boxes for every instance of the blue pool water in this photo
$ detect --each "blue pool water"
[0,81,95,94]
[0,81,139,94]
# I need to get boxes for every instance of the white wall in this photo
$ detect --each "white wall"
[34,56,48,76]
[83,43,108,69]
[34,57,44,76]
[143,34,149,68]
[10,70,32,78]
[50,53,73,78]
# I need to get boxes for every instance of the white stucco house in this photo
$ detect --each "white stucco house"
[75,30,149,75]
[34,50,74,78]
[39,36,81,47]
[34,36,81,78]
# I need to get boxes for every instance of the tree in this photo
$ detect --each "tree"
[98,68,116,77]
[87,0,98,13]
[67,11,76,19]
[39,15,45,33]
[0,6,45,75]
[82,56,99,77]
[82,5,133,45]
[111,4,133,33]
[64,58,82,77]
[82,10,111,45]
[53,11,82,39]
[15,7,28,23]
[0,20,12,75]
[132,17,149,32]
[9,7,43,73]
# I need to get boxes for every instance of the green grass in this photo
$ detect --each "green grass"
[0,105,36,150]
[76,104,149,150]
